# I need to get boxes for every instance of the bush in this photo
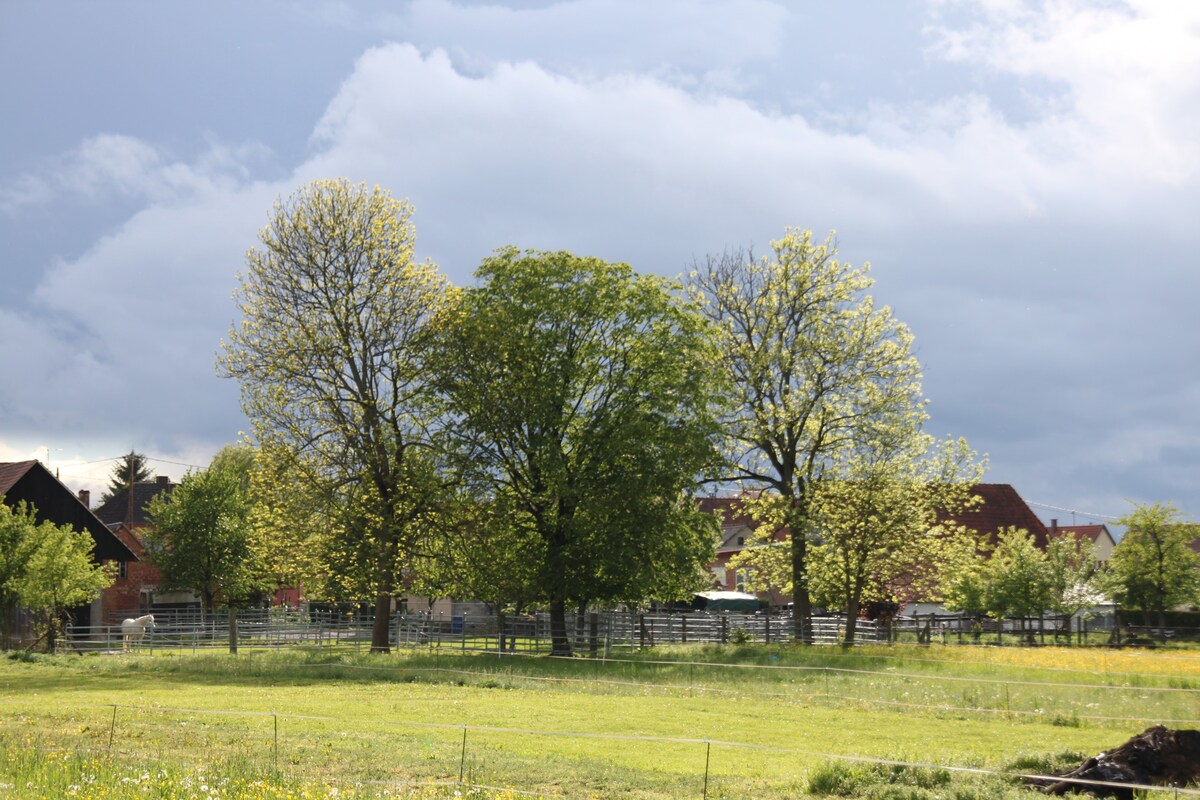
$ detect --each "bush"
[807,760,950,797]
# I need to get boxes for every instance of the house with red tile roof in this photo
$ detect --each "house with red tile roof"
[88,476,202,619]
[699,483,1053,613]
[1047,522,1117,566]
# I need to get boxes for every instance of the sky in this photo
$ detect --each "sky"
[1,0,1197,526]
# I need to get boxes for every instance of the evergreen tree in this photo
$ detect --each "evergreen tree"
[100,450,153,504]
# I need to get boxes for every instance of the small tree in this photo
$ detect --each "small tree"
[983,527,1053,628]
[100,450,153,505]
[11,517,114,651]
[1044,534,1102,636]
[1104,502,1200,634]
[0,501,41,648]
[942,527,1055,639]
[146,447,262,650]
[805,434,984,646]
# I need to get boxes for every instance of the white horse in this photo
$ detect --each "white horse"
[121,614,155,653]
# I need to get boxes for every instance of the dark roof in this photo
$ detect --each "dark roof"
[939,483,1050,548]
[0,460,137,562]
[0,460,37,495]
[93,476,175,527]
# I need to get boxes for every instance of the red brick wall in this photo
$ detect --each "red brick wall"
[101,524,163,621]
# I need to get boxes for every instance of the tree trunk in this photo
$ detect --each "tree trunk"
[228,606,238,655]
[843,597,860,648]
[548,598,572,656]
[371,591,392,653]
[791,533,812,644]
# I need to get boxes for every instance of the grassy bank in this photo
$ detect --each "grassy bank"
[2,644,1197,799]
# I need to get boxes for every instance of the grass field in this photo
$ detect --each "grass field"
[3,643,1199,799]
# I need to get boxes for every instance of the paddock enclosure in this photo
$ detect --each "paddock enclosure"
[59,606,1130,655]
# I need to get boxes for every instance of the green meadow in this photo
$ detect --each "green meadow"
[2,644,1199,799]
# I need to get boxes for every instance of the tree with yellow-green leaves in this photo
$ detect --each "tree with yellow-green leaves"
[1104,502,1200,634]
[690,230,931,642]
[805,433,984,645]
[0,501,113,651]
[220,179,452,653]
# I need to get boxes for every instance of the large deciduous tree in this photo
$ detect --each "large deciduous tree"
[221,179,451,652]
[690,230,924,641]
[1104,502,1200,632]
[436,248,723,655]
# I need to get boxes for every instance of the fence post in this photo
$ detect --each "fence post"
[702,739,711,800]
[272,711,279,775]
[764,613,771,644]
[108,705,117,749]
[459,726,468,784]
[639,614,646,649]
[589,613,598,657]
[720,615,728,644]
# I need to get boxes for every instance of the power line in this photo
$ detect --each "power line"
[1027,501,1120,522]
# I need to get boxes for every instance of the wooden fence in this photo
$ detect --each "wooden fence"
[59,609,888,654]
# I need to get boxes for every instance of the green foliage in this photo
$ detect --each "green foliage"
[436,247,724,653]
[691,230,929,637]
[0,500,41,644]
[0,500,113,650]
[221,178,453,651]
[805,434,985,643]
[983,528,1053,620]
[943,528,1066,621]
[100,450,153,505]
[1044,535,1102,618]
[1103,502,1200,623]
[807,760,951,797]
[145,448,261,615]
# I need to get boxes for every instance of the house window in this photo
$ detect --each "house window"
[735,569,750,593]
[736,536,745,546]
[118,561,128,580]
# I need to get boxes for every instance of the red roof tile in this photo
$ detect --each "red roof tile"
[937,483,1050,548]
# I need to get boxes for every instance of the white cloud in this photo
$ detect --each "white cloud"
[926,0,1200,182]
[376,0,787,91]
[4,1,1199,517]
[0,135,270,213]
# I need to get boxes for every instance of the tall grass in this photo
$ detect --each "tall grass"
[3,645,1197,799]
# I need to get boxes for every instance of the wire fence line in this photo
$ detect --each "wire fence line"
[279,661,1200,726]
[74,701,1200,799]
[270,648,1200,698]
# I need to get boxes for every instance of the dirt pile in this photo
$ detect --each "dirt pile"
[1031,726,1200,799]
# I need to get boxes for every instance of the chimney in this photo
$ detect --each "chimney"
[156,475,170,486]
[77,489,90,508]
[1050,519,1058,537]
